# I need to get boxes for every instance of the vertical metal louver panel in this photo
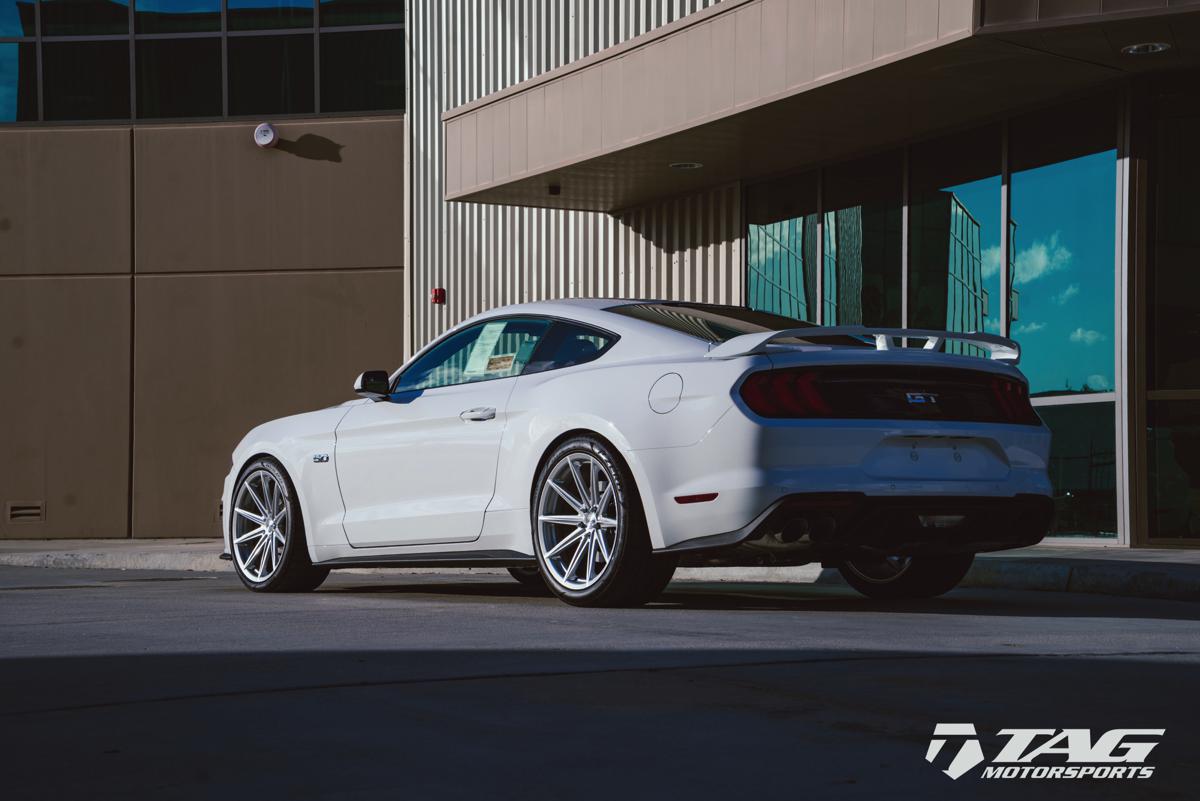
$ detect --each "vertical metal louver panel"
[408,0,738,356]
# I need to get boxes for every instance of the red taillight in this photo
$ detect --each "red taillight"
[990,376,1040,425]
[739,369,832,418]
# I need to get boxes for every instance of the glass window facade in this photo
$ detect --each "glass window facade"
[318,0,399,27]
[134,0,219,34]
[823,152,903,327]
[227,0,310,31]
[1009,99,1117,399]
[42,39,129,120]
[1010,99,1118,538]
[744,95,1122,539]
[319,27,403,114]
[909,126,1002,355]
[1144,74,1200,541]
[1038,402,1118,538]
[0,0,403,122]
[745,151,904,328]
[0,41,35,120]
[746,170,819,322]
[0,0,36,36]
[1148,402,1200,540]
[136,36,220,118]
[227,33,312,115]
[41,0,129,36]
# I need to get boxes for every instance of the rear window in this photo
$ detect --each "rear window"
[607,302,867,347]
[606,303,806,343]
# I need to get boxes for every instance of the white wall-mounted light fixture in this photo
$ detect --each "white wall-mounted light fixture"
[253,123,279,148]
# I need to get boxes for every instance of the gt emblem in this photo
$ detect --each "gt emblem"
[313,453,330,463]
[906,392,938,405]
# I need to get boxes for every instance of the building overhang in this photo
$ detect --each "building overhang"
[442,0,1200,213]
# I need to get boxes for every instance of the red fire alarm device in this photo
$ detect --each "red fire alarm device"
[430,287,446,305]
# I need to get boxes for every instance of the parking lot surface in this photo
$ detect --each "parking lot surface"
[1,566,1197,800]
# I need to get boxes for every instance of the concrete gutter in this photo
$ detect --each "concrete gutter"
[0,540,1197,603]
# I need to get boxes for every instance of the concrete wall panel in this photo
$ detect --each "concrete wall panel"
[906,0,940,47]
[875,0,908,58]
[132,269,404,539]
[734,3,763,106]
[814,0,846,79]
[710,13,738,113]
[786,0,817,88]
[440,0,981,209]
[844,0,876,68]
[760,0,788,98]
[134,117,404,273]
[0,276,130,538]
[686,22,715,118]
[939,0,975,34]
[0,128,130,276]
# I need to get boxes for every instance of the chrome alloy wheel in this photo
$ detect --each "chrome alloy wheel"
[232,468,289,583]
[844,555,913,584]
[537,453,621,591]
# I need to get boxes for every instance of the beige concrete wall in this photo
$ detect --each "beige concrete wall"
[0,277,131,539]
[0,117,405,538]
[132,270,404,539]
[0,128,131,275]
[443,0,974,201]
[134,118,405,272]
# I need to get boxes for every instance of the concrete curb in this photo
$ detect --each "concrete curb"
[963,557,1200,603]
[1,543,1197,602]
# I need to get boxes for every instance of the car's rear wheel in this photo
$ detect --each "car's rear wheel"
[838,553,973,599]
[231,457,329,593]
[532,436,661,607]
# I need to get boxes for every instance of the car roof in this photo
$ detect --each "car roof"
[453,298,709,354]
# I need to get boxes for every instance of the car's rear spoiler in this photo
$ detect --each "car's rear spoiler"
[704,327,1021,364]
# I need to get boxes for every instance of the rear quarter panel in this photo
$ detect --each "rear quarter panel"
[491,353,759,549]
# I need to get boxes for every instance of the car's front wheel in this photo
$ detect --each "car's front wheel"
[838,553,974,600]
[507,566,550,593]
[532,437,665,607]
[230,457,329,592]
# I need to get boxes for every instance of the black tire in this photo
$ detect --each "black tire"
[838,553,974,600]
[631,556,678,604]
[507,566,551,593]
[531,436,661,608]
[230,457,330,593]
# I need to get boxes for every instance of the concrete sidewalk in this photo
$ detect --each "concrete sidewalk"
[1,538,1198,602]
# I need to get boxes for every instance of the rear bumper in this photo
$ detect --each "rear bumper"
[663,491,1053,566]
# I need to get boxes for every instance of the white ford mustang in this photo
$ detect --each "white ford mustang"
[221,299,1053,606]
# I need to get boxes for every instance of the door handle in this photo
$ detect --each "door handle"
[460,407,496,422]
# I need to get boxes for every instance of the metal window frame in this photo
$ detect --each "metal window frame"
[0,0,405,124]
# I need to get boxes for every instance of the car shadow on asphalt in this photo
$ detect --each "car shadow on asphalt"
[318,578,1200,621]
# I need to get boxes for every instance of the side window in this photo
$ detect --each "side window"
[523,322,616,375]
[395,317,551,392]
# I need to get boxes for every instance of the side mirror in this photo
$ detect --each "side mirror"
[353,370,391,401]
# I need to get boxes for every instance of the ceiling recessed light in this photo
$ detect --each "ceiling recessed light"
[1121,41,1171,56]
[669,161,703,171]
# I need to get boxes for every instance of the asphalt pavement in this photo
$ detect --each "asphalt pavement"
[1,566,1198,800]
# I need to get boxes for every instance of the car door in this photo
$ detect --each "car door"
[334,317,551,547]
